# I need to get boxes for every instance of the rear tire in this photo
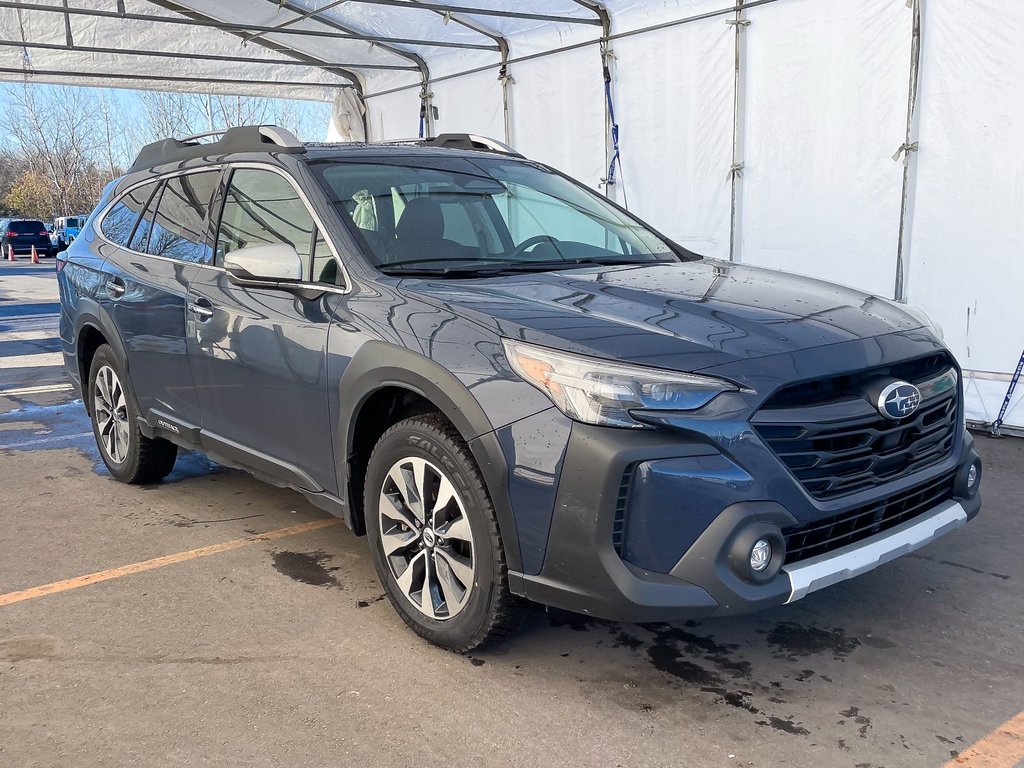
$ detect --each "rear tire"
[364,414,524,651]
[88,345,177,484]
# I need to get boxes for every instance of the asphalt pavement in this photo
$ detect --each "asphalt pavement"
[0,257,1021,768]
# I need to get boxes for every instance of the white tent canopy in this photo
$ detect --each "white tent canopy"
[2,0,1022,431]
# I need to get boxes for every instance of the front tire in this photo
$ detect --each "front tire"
[364,414,523,651]
[88,345,177,484]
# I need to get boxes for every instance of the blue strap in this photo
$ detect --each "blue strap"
[603,64,627,208]
[993,348,1024,433]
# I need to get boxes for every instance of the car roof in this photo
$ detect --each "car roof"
[128,125,522,174]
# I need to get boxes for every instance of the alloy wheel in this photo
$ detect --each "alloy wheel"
[93,364,130,464]
[378,456,476,620]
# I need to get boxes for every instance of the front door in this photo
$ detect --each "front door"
[186,166,341,494]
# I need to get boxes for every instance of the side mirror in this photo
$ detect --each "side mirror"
[223,243,303,285]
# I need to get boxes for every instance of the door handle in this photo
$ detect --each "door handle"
[188,299,214,321]
[105,277,126,298]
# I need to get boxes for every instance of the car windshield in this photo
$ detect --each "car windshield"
[10,220,44,232]
[310,156,683,276]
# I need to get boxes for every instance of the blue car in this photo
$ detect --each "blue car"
[57,126,982,650]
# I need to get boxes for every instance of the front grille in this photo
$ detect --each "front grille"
[782,470,956,564]
[765,353,951,408]
[611,465,633,557]
[753,355,959,499]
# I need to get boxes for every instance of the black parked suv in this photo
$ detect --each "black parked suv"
[2,218,56,257]
[58,126,982,650]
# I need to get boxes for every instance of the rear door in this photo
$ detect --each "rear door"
[99,170,221,430]
[186,165,341,494]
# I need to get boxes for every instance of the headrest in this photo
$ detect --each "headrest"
[396,197,444,242]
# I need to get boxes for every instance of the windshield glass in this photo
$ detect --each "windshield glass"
[310,156,680,275]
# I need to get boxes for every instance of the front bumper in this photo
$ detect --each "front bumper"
[509,421,981,623]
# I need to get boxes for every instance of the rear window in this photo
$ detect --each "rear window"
[101,182,160,248]
[146,172,219,263]
[10,221,44,233]
[66,218,83,228]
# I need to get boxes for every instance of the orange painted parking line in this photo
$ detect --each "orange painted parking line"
[0,518,342,608]
[944,711,1024,768]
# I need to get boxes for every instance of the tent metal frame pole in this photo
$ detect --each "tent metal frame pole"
[0,39,419,72]
[59,0,72,46]
[0,1,499,51]
[727,0,749,262]
[243,0,351,44]
[262,0,434,137]
[406,0,514,144]
[326,0,602,26]
[362,0,781,100]
[0,65,356,91]
[576,2,617,201]
[893,0,922,303]
[147,0,368,136]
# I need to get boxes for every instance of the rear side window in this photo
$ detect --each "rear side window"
[215,168,322,280]
[146,172,219,263]
[102,182,159,248]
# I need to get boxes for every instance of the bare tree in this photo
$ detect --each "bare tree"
[0,85,98,216]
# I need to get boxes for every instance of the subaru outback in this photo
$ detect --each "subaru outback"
[58,126,982,651]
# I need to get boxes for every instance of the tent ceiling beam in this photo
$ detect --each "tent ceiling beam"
[571,1,611,37]
[242,0,349,45]
[407,0,508,57]
[0,39,419,71]
[147,0,364,93]
[258,0,434,134]
[0,65,354,90]
[362,0,780,100]
[335,0,602,26]
[264,0,430,81]
[0,2,499,51]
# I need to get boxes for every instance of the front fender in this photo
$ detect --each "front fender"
[337,340,540,573]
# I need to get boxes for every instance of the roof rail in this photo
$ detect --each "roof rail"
[383,133,522,157]
[128,125,305,172]
[423,133,522,156]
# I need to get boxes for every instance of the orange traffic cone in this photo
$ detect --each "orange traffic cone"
[6,244,13,262]
[31,245,39,264]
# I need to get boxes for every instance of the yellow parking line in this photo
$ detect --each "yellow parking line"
[0,518,342,608]
[944,711,1024,768]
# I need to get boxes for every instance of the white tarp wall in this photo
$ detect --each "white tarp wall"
[1,0,1020,428]
[359,0,1023,430]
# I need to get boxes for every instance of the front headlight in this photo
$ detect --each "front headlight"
[901,303,944,340]
[502,339,742,429]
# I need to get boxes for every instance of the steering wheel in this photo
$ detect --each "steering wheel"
[509,234,562,260]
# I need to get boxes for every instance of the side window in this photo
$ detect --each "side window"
[128,182,163,253]
[101,181,159,248]
[215,169,318,279]
[146,171,219,263]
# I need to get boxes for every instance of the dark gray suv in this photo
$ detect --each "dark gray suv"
[58,125,982,650]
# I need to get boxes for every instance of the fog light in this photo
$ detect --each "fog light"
[750,539,772,572]
[967,463,978,489]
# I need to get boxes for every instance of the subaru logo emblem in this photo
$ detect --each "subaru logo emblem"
[877,381,922,420]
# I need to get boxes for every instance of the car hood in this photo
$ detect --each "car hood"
[403,259,926,373]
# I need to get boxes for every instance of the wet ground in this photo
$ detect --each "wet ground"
[1,260,1021,767]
